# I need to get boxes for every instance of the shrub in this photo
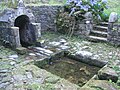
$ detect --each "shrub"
[56,11,76,35]
[64,0,108,21]
[0,0,17,11]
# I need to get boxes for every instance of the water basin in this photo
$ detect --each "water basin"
[35,57,100,87]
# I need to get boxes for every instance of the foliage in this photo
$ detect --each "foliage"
[7,0,18,8]
[56,0,108,35]
[56,11,76,35]
[0,2,7,11]
[0,0,17,11]
[104,0,120,22]
[24,0,67,6]
[64,0,108,21]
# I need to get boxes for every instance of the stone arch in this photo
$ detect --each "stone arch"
[14,15,30,29]
[14,15,36,47]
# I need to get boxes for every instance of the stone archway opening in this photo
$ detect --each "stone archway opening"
[14,15,36,47]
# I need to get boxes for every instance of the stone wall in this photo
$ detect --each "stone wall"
[27,6,61,31]
[0,25,21,48]
[28,5,93,34]
[74,20,93,37]
[107,12,120,46]
[107,23,120,46]
[0,22,41,48]
[0,0,41,48]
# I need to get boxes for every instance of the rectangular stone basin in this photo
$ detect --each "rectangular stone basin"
[35,56,101,87]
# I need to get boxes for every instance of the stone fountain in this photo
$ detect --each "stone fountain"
[0,0,41,48]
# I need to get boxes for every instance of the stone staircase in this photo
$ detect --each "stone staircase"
[88,22,108,42]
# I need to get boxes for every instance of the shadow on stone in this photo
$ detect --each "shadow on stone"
[14,15,36,47]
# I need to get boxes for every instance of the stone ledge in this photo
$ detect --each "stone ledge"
[16,47,28,55]
[67,51,108,68]
[98,65,118,83]
[81,80,118,90]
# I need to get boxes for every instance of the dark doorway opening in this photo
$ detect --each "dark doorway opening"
[14,15,36,47]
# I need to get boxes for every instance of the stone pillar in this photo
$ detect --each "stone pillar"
[85,20,93,35]
[79,12,93,36]
[84,12,93,36]
[11,27,21,48]
[108,12,118,32]
[107,12,120,45]
[32,23,41,40]
[17,0,26,16]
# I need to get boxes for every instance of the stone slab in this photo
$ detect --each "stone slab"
[82,80,118,90]
[16,47,28,55]
[98,66,118,83]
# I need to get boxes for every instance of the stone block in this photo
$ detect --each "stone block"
[33,47,53,56]
[10,27,19,36]
[14,36,21,48]
[84,12,93,19]
[76,51,93,58]
[82,80,118,90]
[16,47,27,55]
[32,23,41,39]
[9,36,15,44]
[109,12,118,23]
[68,51,108,67]
[98,66,118,83]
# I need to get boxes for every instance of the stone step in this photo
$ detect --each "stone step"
[88,36,107,42]
[90,30,108,38]
[98,22,109,27]
[93,26,108,32]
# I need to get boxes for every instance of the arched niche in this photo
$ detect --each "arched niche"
[14,15,36,47]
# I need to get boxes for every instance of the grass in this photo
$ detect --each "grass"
[24,0,67,6]
[0,0,119,14]
[48,0,66,5]
[0,1,17,12]
[0,0,67,11]
[105,0,120,14]
[0,2,7,11]
[104,0,120,21]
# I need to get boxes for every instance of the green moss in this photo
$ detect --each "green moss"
[25,0,67,6]
[0,62,12,69]
[90,86,104,90]
[34,59,49,68]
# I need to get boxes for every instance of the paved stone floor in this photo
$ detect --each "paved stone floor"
[0,34,120,90]
[0,39,81,90]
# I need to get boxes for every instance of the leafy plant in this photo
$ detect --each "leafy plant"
[56,0,108,35]
[64,0,108,21]
[56,11,76,35]
[0,0,17,11]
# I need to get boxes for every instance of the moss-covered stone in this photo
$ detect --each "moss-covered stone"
[45,76,60,84]
[98,66,118,83]
[16,47,28,55]
[12,64,80,90]
[83,80,119,90]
